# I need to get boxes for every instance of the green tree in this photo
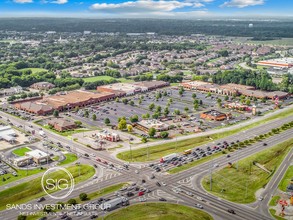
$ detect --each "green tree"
[192,93,197,99]
[148,127,156,137]
[129,100,134,106]
[79,193,88,201]
[246,99,251,105]
[122,98,128,104]
[174,109,181,115]
[156,105,162,114]
[164,107,169,117]
[53,110,59,117]
[224,95,229,101]
[184,107,189,113]
[74,121,82,127]
[17,215,27,220]
[127,124,133,132]
[160,131,169,139]
[92,114,97,121]
[118,118,127,130]
[149,103,155,111]
[67,198,77,205]
[207,92,211,97]
[104,118,110,125]
[84,110,89,118]
[194,103,199,110]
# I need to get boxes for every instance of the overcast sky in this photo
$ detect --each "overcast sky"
[1,0,292,18]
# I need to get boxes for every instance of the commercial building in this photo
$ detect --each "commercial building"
[14,149,50,166]
[0,126,17,143]
[30,82,55,90]
[200,110,229,121]
[95,130,120,142]
[14,90,115,114]
[135,119,169,133]
[15,101,53,115]
[97,81,169,96]
[180,81,289,100]
[47,117,77,132]
[43,90,115,111]
[257,58,293,69]
[0,86,23,96]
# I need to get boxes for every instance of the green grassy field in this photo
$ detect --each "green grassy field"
[269,196,280,206]
[278,165,293,192]
[0,165,95,210]
[42,124,90,137]
[117,108,293,162]
[58,153,78,165]
[20,68,48,74]
[12,147,31,156]
[98,203,213,220]
[269,209,286,220]
[248,38,293,46]
[202,138,293,204]
[0,168,44,187]
[83,75,134,83]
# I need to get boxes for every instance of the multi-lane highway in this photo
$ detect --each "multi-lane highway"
[0,108,292,220]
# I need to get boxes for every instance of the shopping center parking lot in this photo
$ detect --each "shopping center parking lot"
[68,87,261,132]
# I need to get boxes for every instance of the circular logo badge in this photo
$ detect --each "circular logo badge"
[41,167,75,200]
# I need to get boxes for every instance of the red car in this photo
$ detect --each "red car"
[96,158,101,162]
[138,191,144,196]
[103,161,108,165]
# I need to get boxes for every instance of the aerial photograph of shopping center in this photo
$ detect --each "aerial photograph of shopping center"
[0,0,292,220]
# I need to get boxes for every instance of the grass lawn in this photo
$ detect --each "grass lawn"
[248,38,293,46]
[117,107,293,162]
[42,124,90,137]
[278,165,293,192]
[83,75,134,83]
[58,153,78,165]
[20,68,48,74]
[202,138,293,204]
[0,168,44,187]
[12,147,31,156]
[269,209,286,220]
[98,203,213,220]
[269,196,281,206]
[168,152,222,174]
[0,164,95,210]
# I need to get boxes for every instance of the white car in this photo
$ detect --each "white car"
[139,197,147,202]
[195,204,203,209]
[135,170,139,174]
[213,163,219,168]
[186,192,194,197]
[196,196,203,201]
[90,153,96,157]
[258,196,264,201]
[161,182,167,186]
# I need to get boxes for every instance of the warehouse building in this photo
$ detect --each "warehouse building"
[257,58,293,69]
[0,126,17,143]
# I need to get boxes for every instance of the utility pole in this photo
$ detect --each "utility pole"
[129,140,132,164]
[210,164,212,191]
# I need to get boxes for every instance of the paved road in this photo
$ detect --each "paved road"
[0,108,292,220]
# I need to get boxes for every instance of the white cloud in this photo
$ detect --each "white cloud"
[51,0,68,4]
[193,2,204,7]
[221,0,265,8]
[90,0,194,13]
[13,0,33,3]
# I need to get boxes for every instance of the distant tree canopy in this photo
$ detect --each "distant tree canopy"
[212,69,277,91]
[1,18,293,38]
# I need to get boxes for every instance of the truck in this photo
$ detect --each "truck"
[160,153,178,163]
[100,197,128,211]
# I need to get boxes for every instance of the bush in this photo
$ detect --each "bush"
[67,198,77,205]
[18,215,27,220]
[79,193,88,201]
